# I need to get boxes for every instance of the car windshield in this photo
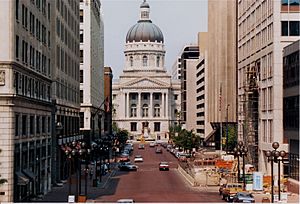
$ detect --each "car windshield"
[160,162,168,165]
[238,192,253,197]
[135,155,142,158]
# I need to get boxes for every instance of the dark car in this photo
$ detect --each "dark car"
[118,162,138,171]
[232,192,255,203]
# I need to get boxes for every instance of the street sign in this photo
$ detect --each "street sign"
[253,172,263,190]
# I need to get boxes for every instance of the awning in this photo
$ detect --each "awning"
[204,129,216,142]
[15,171,29,186]
[22,169,36,180]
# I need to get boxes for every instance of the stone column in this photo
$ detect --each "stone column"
[150,92,153,118]
[166,91,169,118]
[126,92,130,118]
[138,92,141,117]
[162,92,165,118]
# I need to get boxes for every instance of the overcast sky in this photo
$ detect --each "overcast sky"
[101,0,208,79]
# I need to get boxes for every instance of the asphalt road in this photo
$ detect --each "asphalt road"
[92,143,221,203]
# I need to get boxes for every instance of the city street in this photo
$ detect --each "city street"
[91,143,221,203]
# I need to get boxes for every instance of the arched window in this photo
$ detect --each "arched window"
[142,104,148,117]
[154,104,160,117]
[130,104,137,117]
[142,56,148,66]
[156,56,160,67]
[130,56,133,67]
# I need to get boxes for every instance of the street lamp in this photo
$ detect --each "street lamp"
[265,142,287,203]
[64,141,90,202]
[233,141,248,190]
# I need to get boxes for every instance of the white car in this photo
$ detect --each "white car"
[149,142,155,147]
[134,155,144,162]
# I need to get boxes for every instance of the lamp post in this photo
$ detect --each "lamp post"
[64,141,90,202]
[225,104,230,154]
[265,142,286,202]
[233,141,248,190]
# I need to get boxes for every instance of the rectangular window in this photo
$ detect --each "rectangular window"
[290,21,300,36]
[80,90,83,103]
[36,116,40,134]
[80,70,83,83]
[154,122,160,132]
[15,114,19,136]
[16,0,19,21]
[80,9,83,22]
[79,112,84,128]
[30,115,34,134]
[131,122,137,131]
[80,30,83,43]
[281,21,288,36]
[22,115,27,135]
[80,50,83,63]
[42,116,45,133]
[15,35,19,60]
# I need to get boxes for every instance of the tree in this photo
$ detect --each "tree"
[0,149,7,185]
[172,129,201,152]
[116,129,129,147]
[222,124,237,151]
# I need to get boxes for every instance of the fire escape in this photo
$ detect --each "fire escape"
[242,62,259,170]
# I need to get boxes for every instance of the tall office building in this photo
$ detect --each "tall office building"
[79,0,104,143]
[104,67,113,136]
[0,0,53,202]
[178,45,200,132]
[50,0,81,188]
[237,0,300,173]
[205,0,237,150]
[283,40,299,192]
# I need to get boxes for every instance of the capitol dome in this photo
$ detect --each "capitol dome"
[125,0,164,43]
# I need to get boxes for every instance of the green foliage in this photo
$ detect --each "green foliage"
[222,124,237,151]
[116,129,129,146]
[112,122,119,133]
[169,124,182,139]
[172,129,201,152]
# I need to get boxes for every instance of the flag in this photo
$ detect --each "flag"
[105,97,110,112]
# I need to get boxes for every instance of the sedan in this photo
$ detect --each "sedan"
[134,155,144,162]
[159,162,169,171]
[232,192,255,203]
[118,162,138,171]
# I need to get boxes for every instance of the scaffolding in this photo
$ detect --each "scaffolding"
[241,62,259,170]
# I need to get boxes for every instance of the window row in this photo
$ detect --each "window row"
[14,72,51,102]
[57,114,80,136]
[56,81,79,103]
[128,55,162,67]
[281,21,300,36]
[56,17,79,55]
[15,113,51,136]
[130,104,161,117]
[56,45,79,81]
[261,87,273,111]
[16,36,50,77]
[130,122,160,132]
[283,51,299,88]
[260,52,273,80]
[57,0,80,32]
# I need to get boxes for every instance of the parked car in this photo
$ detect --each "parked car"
[149,142,155,147]
[222,183,243,202]
[155,147,163,153]
[232,192,255,203]
[138,144,145,149]
[118,162,138,171]
[117,198,135,203]
[134,155,144,162]
[159,162,169,171]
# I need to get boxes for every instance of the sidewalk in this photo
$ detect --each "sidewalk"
[252,192,299,203]
[39,164,116,202]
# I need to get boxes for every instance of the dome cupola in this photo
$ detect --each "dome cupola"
[126,0,164,43]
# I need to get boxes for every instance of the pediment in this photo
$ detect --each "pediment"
[123,77,169,88]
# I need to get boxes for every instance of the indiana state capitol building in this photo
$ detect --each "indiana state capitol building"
[112,1,181,141]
